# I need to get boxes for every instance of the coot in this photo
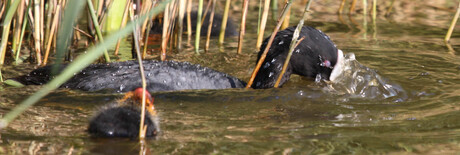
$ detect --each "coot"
[88,88,159,137]
[9,26,343,92]
[11,60,246,92]
[252,26,343,88]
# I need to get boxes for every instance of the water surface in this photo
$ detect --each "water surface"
[0,1,459,154]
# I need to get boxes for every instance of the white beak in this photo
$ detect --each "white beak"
[330,49,344,82]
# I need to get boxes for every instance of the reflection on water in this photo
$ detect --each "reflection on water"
[1,1,460,154]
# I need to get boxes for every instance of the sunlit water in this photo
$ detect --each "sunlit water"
[1,1,460,154]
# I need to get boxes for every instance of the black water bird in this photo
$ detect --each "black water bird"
[88,88,159,137]
[9,26,344,92]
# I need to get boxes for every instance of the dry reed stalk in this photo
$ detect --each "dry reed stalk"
[140,0,153,38]
[258,0,263,35]
[0,0,21,64]
[237,0,249,54]
[74,27,93,38]
[44,0,55,49]
[205,0,217,52]
[218,0,231,44]
[281,6,290,30]
[362,0,368,39]
[195,0,203,53]
[96,0,103,16]
[43,5,61,65]
[445,2,460,42]
[40,0,45,47]
[385,0,395,17]
[115,0,132,56]
[272,0,278,21]
[200,0,212,26]
[34,0,42,64]
[143,1,158,59]
[349,0,357,15]
[12,0,26,53]
[339,0,346,14]
[167,1,178,50]
[133,26,149,139]
[0,1,5,18]
[75,25,81,44]
[372,0,377,39]
[256,0,271,49]
[177,0,186,50]
[372,0,377,20]
[246,0,293,88]
[362,0,367,17]
[161,2,171,60]
[186,0,192,39]
[16,9,29,61]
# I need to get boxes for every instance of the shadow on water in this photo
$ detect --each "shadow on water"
[0,2,460,154]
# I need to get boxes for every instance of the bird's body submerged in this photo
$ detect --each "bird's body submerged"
[88,88,159,138]
[88,105,159,137]
[13,60,246,92]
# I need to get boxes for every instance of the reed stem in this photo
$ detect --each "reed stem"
[349,0,357,15]
[445,2,460,42]
[87,0,111,62]
[256,0,271,49]
[186,0,192,40]
[34,0,43,64]
[12,0,25,54]
[161,3,171,60]
[281,7,290,30]
[177,0,186,51]
[195,0,203,53]
[0,0,20,64]
[271,0,278,22]
[258,0,263,35]
[385,0,395,17]
[237,0,249,54]
[114,0,132,56]
[205,0,217,52]
[132,24,148,139]
[16,11,29,62]
[372,0,377,21]
[339,0,346,14]
[218,0,231,44]
[43,5,61,65]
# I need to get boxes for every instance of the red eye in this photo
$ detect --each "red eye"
[321,60,331,68]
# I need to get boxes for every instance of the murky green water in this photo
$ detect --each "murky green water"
[1,1,459,154]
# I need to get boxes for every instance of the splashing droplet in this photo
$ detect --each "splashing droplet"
[315,74,322,83]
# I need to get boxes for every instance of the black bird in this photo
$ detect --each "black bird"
[252,26,343,88]
[88,88,159,137]
[9,26,343,92]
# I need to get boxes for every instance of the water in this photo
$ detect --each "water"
[1,1,460,154]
